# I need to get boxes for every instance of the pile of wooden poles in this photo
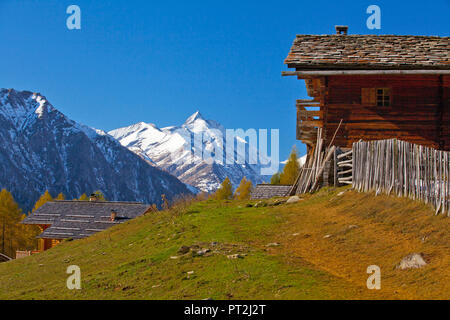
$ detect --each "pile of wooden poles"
[289,127,336,195]
[353,139,450,216]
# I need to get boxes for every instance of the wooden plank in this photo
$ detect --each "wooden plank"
[299,110,323,118]
[300,120,323,128]
[337,150,353,159]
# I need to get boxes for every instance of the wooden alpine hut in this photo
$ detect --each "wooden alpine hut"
[283,26,449,153]
[280,27,449,214]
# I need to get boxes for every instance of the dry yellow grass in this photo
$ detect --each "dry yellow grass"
[268,187,449,299]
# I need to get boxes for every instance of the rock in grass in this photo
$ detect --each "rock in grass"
[266,242,280,247]
[196,248,210,256]
[254,201,268,208]
[186,271,195,279]
[397,253,427,270]
[227,254,243,259]
[286,196,301,204]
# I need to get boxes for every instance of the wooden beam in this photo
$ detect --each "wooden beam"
[300,120,323,128]
[297,99,319,103]
[299,110,323,118]
[338,159,352,165]
[282,70,450,76]
[296,103,321,107]
[337,150,353,159]
[438,75,444,150]
[338,168,353,175]
[311,146,336,192]
[333,148,337,187]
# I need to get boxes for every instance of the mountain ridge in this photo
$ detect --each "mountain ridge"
[0,88,192,210]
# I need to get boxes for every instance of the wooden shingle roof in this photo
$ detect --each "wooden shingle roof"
[250,184,291,199]
[22,201,151,240]
[285,35,450,70]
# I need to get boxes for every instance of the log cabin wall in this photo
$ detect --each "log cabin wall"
[442,75,450,150]
[321,74,450,151]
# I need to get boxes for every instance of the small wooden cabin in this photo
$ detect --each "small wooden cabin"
[283,27,450,156]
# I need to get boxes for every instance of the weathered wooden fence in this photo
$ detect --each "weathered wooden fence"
[353,139,450,215]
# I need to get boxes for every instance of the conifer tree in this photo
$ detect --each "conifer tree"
[234,177,253,200]
[214,177,233,200]
[270,172,281,185]
[78,193,89,201]
[161,194,169,210]
[93,190,106,201]
[280,146,300,185]
[32,190,53,212]
[0,189,22,256]
[17,214,40,251]
[56,193,65,200]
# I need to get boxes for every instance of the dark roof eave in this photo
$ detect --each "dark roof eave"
[286,64,450,71]
[20,220,53,225]
[37,235,76,240]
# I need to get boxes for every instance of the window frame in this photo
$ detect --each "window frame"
[361,87,391,107]
[376,88,391,107]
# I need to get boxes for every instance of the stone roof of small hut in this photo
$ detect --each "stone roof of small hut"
[250,184,291,199]
[22,201,151,240]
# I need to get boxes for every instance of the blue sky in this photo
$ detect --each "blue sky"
[0,0,448,159]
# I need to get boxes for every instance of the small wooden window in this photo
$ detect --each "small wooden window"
[376,88,390,106]
[361,88,390,106]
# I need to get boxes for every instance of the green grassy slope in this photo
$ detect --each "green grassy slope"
[0,187,448,300]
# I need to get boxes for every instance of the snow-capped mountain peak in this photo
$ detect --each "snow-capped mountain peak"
[109,111,267,192]
[181,111,223,133]
[184,110,204,124]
